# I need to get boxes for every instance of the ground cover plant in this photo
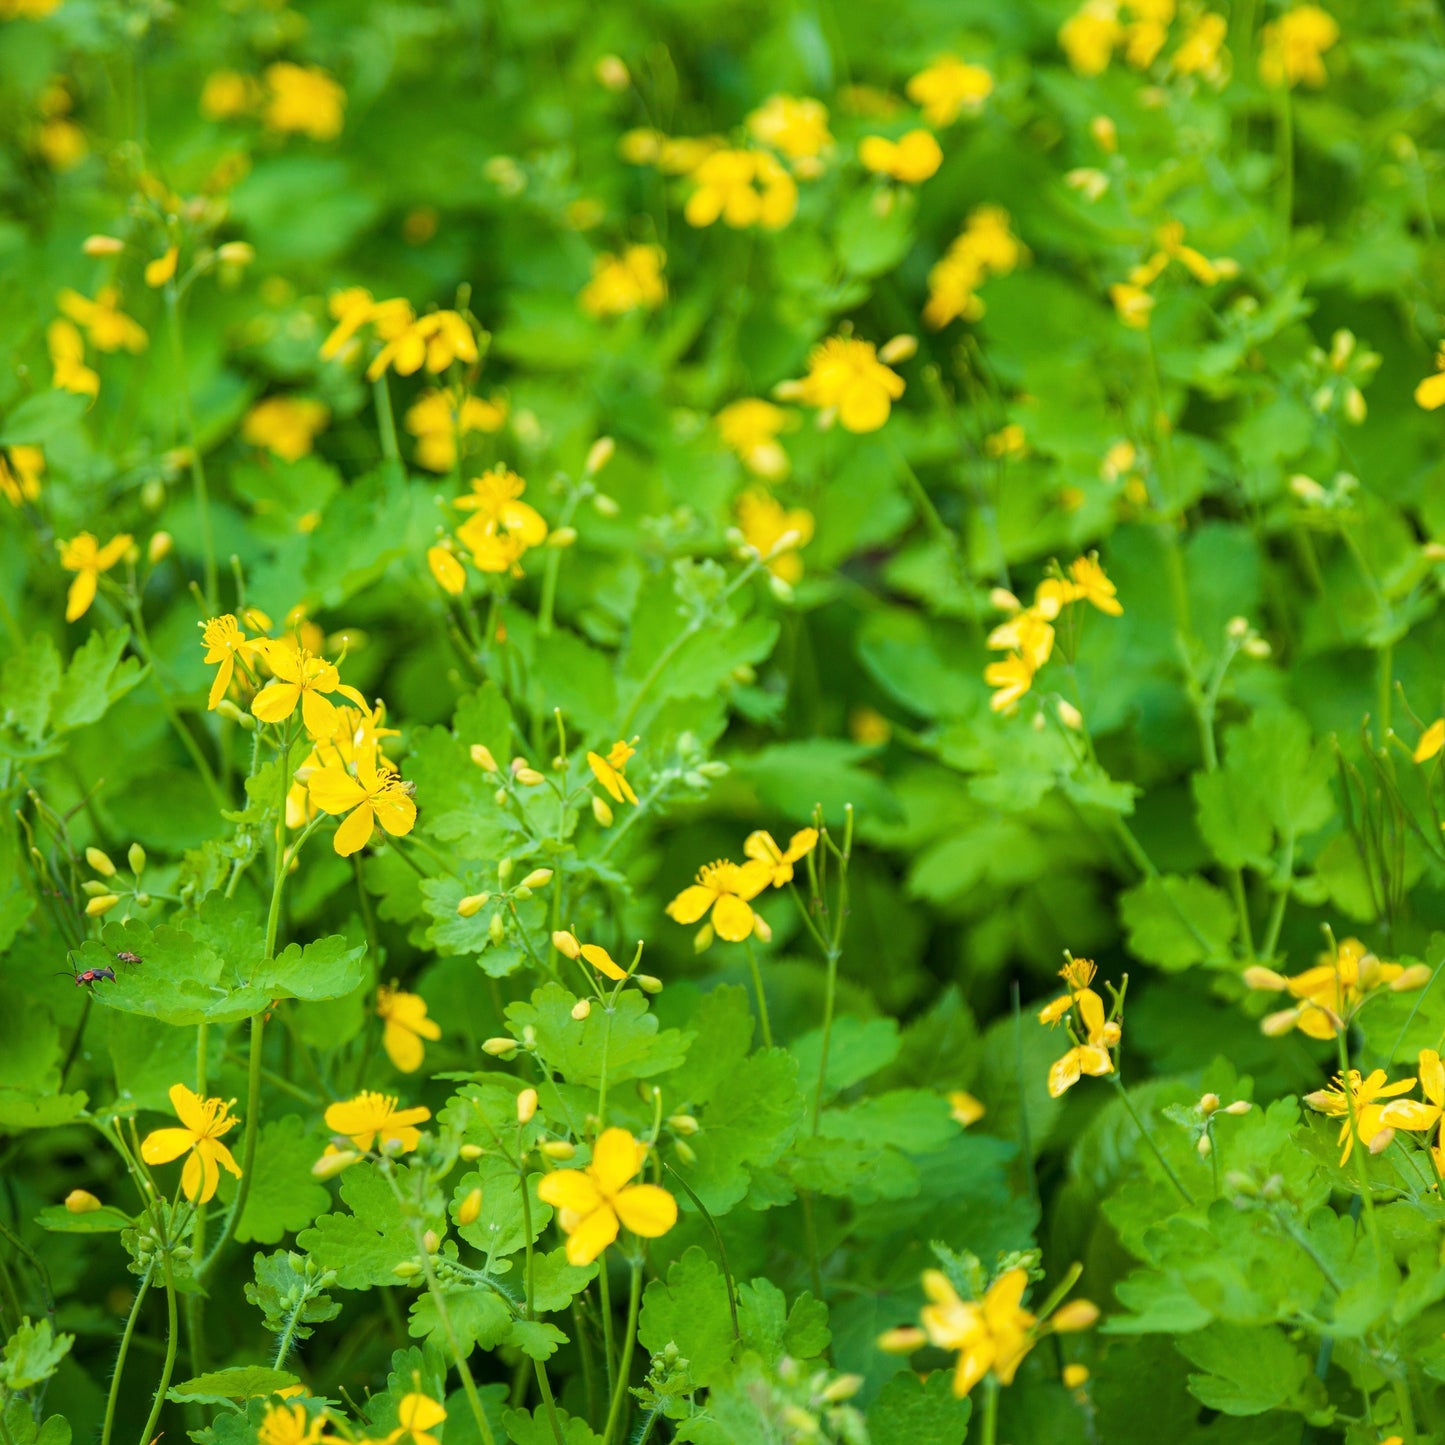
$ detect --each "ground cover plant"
[4,0,1445,1442]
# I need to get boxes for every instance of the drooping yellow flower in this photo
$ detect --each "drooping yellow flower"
[922,1268,1036,1396]
[984,654,1036,713]
[579,245,666,318]
[243,397,330,461]
[320,288,406,363]
[1069,554,1123,615]
[1246,938,1428,1039]
[746,95,832,174]
[307,756,417,856]
[1414,352,1445,411]
[1045,971,1121,1098]
[258,1402,327,1445]
[684,148,798,230]
[906,57,993,127]
[554,930,631,982]
[924,207,1026,330]
[367,309,477,381]
[666,859,773,942]
[778,336,905,433]
[536,1127,678,1265]
[263,62,345,139]
[716,399,791,480]
[1258,5,1339,89]
[1037,955,1103,1026]
[48,319,99,397]
[1304,1069,1418,1165]
[324,1091,430,1154]
[588,738,639,804]
[376,985,442,1073]
[454,466,549,575]
[1060,0,1123,75]
[859,129,943,183]
[735,490,814,583]
[986,609,1055,671]
[140,1083,242,1203]
[404,390,508,472]
[251,642,367,739]
[58,532,131,622]
[57,287,147,353]
[742,828,819,888]
[0,446,43,507]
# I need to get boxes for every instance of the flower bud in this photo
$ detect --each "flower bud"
[83,234,126,256]
[82,879,110,897]
[1242,965,1289,991]
[392,1261,421,1279]
[820,1375,863,1403]
[585,437,615,475]
[1223,1100,1252,1115]
[87,894,121,917]
[217,241,255,265]
[147,531,173,564]
[1063,1364,1090,1389]
[878,334,917,365]
[521,868,554,889]
[1197,1134,1213,1158]
[1198,1093,1219,1116]
[127,843,146,875]
[1391,964,1433,991]
[552,930,581,959]
[65,1189,102,1214]
[457,893,490,918]
[1226,616,1250,639]
[548,527,578,549]
[592,794,614,827]
[135,892,150,907]
[515,767,545,786]
[497,857,514,883]
[1050,1299,1100,1332]
[540,1139,576,1160]
[592,492,620,518]
[517,1088,538,1124]
[1089,114,1117,152]
[1056,699,1083,731]
[672,1138,697,1166]
[488,912,506,946]
[571,998,591,1021]
[634,973,663,995]
[215,698,255,728]
[312,1148,359,1179]
[594,56,629,91]
[483,1036,519,1058]
[1260,1007,1302,1036]
[513,885,533,901]
[422,1229,441,1254]
[1369,1126,1395,1155]
[457,1187,483,1225]
[667,1114,699,1136]
[470,744,499,772]
[86,847,116,877]
[459,1143,484,1161]
[877,1326,927,1354]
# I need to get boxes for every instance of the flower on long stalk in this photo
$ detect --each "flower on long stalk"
[666,858,773,943]
[140,1083,242,1203]
[1039,956,1122,1098]
[376,985,441,1073]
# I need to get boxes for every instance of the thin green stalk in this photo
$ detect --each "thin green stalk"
[1011,982,1039,1211]
[601,1258,642,1445]
[1110,1079,1194,1205]
[979,1377,999,1445]
[165,286,217,610]
[136,1254,178,1445]
[101,1272,154,1445]
[1333,1026,1382,1252]
[812,950,837,1134]
[1260,834,1296,960]
[742,936,773,1051]
[374,374,401,461]
[520,1168,566,1445]
[663,1163,740,1341]
[597,1256,617,1389]
[1276,82,1295,243]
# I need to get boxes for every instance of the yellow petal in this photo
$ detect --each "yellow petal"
[666,884,715,925]
[580,943,628,981]
[252,680,301,722]
[711,893,755,941]
[537,1169,604,1216]
[384,1020,426,1073]
[613,1182,678,1238]
[563,1204,620,1265]
[590,1127,645,1196]
[332,803,376,857]
[307,766,369,816]
[65,569,97,623]
[140,1127,194,1165]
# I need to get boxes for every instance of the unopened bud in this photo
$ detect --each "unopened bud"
[1198,1093,1219,1116]
[1056,699,1083,731]
[1260,1007,1302,1036]
[1063,1364,1090,1389]
[693,924,715,953]
[65,1189,102,1214]
[1197,1134,1213,1158]
[820,1375,863,1403]
[457,893,490,918]
[457,1187,483,1225]
[553,930,581,959]
[1391,964,1433,991]
[586,437,615,475]
[1050,1299,1101,1332]
[878,334,917,365]
[1226,616,1250,639]
[459,1143,484,1161]
[592,794,614,827]
[147,531,173,564]
[1223,1100,1252,1115]
[548,527,577,549]
[1089,114,1118,152]
[521,868,553,889]
[877,1326,927,1354]
[571,998,591,1021]
[216,241,255,266]
[667,1114,699,1135]
[135,892,150,907]
[539,1139,575,1160]
[83,234,126,256]
[422,1229,441,1254]
[634,973,663,994]
[312,1148,359,1179]
[470,744,499,772]
[497,856,515,883]
[82,879,110,897]
[87,894,120,917]
[1369,1127,1395,1155]
[594,56,629,91]
[488,912,506,945]
[215,698,255,728]
[483,1037,519,1057]
[515,767,545,786]
[592,492,620,518]
[392,1261,421,1279]
[1242,966,1289,991]
[1242,637,1271,659]
[672,1138,697,1166]
[86,847,116,877]
[127,843,146,875]
[517,1088,538,1124]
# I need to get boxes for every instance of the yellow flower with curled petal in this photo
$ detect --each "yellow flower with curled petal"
[984,654,1035,713]
[324,1091,430,1153]
[454,465,549,575]
[536,1127,677,1265]
[1414,718,1445,762]
[716,399,791,480]
[58,287,147,353]
[1246,937,1427,1039]
[250,642,368,739]
[906,57,993,127]
[666,859,774,942]
[199,614,264,710]
[735,490,814,583]
[1305,1068,1419,1164]
[859,129,943,183]
[48,319,99,397]
[263,62,345,139]
[1041,959,1121,1097]
[58,532,131,622]
[381,1394,446,1445]
[588,738,639,805]
[427,544,467,595]
[579,245,666,318]
[140,1083,242,1203]
[743,827,819,888]
[243,397,330,461]
[779,336,905,433]
[1069,554,1123,615]
[0,446,43,507]
[1258,5,1339,89]
[684,148,798,230]
[554,930,631,982]
[307,755,417,856]
[376,985,442,1073]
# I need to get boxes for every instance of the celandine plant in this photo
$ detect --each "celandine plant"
[5,1,1445,1444]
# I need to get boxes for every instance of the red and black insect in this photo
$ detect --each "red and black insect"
[57,964,116,987]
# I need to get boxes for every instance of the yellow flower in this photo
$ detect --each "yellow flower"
[140,1083,242,1203]
[684,148,798,230]
[1046,979,1121,1098]
[320,287,400,363]
[588,738,639,804]
[1110,282,1155,328]
[57,287,147,353]
[735,490,814,583]
[258,1402,327,1445]
[405,390,508,472]
[201,70,260,121]
[307,756,417,857]
[779,335,905,433]
[716,399,791,480]
[555,931,631,982]
[1304,1069,1418,1165]
[144,245,178,289]
[367,309,477,382]
[580,245,666,318]
[1172,13,1230,78]
[1247,938,1426,1039]
[906,57,993,128]
[859,129,943,183]
[454,466,549,575]
[1060,1,1123,75]
[57,532,131,622]
[949,1091,986,1127]
[986,609,1055,670]
[983,654,1035,713]
[742,828,819,887]
[1037,955,1102,1025]
[251,642,367,738]
[48,319,99,397]
[0,446,43,507]
[324,1091,430,1154]
[376,985,441,1073]
[263,62,345,139]
[666,859,773,942]
[1414,351,1445,411]
[536,1127,678,1265]
[746,95,832,173]
[921,1268,1036,1396]
[1379,1048,1445,1141]
[199,614,263,710]
[385,1394,446,1445]
[243,397,330,461]
[1414,718,1445,762]
[1069,554,1123,615]
[1259,5,1339,89]
[427,544,467,595]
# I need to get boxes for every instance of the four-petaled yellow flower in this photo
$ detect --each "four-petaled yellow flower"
[1259,5,1339,89]
[666,859,773,942]
[580,245,666,318]
[779,335,905,433]
[140,1083,242,1203]
[906,56,993,127]
[369,1394,446,1445]
[405,389,508,473]
[454,466,549,575]
[1041,957,1122,1097]
[307,755,418,856]
[924,206,1026,330]
[736,490,815,583]
[251,642,368,739]
[368,309,477,381]
[324,1091,431,1154]
[58,532,131,622]
[264,62,346,139]
[922,1267,1035,1396]
[258,1402,328,1445]
[684,148,798,230]
[49,319,99,397]
[1304,1068,1420,1165]
[376,984,442,1073]
[1069,554,1124,615]
[859,129,943,184]
[536,1126,678,1265]
[1060,2,1123,76]
[742,828,818,887]
[243,397,331,461]
[588,738,639,804]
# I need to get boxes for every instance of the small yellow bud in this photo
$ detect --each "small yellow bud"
[1242,637,1272,659]
[312,1148,359,1179]
[571,998,592,1021]
[539,1139,576,1160]
[86,847,116,877]
[1222,1100,1253,1116]
[548,527,578,549]
[65,1189,102,1214]
[459,1143,484,1161]
[820,1375,863,1404]
[83,234,126,256]
[515,767,546,786]
[489,912,506,945]
[517,1088,539,1124]
[1226,616,1250,639]
[595,56,630,91]
[553,930,581,959]
[672,1138,697,1166]
[422,1229,441,1254]
[1369,1126,1395,1155]
[470,744,499,772]
[521,868,554,889]
[1197,1134,1213,1158]
[634,973,663,995]
[1049,1299,1100,1332]
[216,241,255,265]
[877,1326,927,1354]
[592,492,620,518]
[135,892,150,907]
[86,894,121,916]
[1056,699,1083,731]
[147,531,173,564]
[585,437,615,475]
[1198,1092,1219,1116]
[1089,114,1118,152]
[392,1261,422,1279]
[483,1036,519,1057]
[1063,1364,1090,1389]
[457,1187,483,1225]
[457,893,490,918]
[693,923,715,953]
[667,1114,699,1135]
[81,879,110,897]
[127,843,146,875]
[1391,964,1433,991]
[878,334,917,365]
[1260,1007,1302,1037]
[592,794,614,827]
[215,698,255,728]
[1242,966,1290,991]
[1289,473,1325,502]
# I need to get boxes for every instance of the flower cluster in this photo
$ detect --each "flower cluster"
[428,465,551,590]
[1244,937,1430,1040]
[667,827,818,945]
[202,62,347,139]
[1110,220,1235,329]
[924,205,1026,330]
[776,334,909,434]
[1060,0,1231,79]
[1039,956,1124,1097]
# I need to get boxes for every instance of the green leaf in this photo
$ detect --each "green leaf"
[734,739,902,825]
[0,634,61,746]
[0,390,89,445]
[0,1317,73,1391]
[791,1016,901,1098]
[501,1406,602,1445]
[638,1246,736,1389]
[166,1366,300,1403]
[1219,708,1334,842]
[225,1116,332,1245]
[1176,1323,1330,1419]
[245,1250,341,1344]
[1119,873,1237,970]
[256,934,368,1002]
[50,629,144,734]
[298,1162,441,1290]
[736,1278,830,1364]
[508,1320,569,1361]
[408,1286,513,1353]
[866,1370,972,1445]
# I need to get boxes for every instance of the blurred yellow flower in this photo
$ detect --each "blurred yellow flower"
[58,287,147,353]
[324,1091,430,1153]
[1110,281,1155,328]
[859,129,943,183]
[140,1083,242,1203]
[588,738,639,804]
[405,389,507,472]
[1060,1,1123,75]
[243,396,330,461]
[1415,351,1445,411]
[949,1090,986,1126]
[264,62,345,139]
[48,319,99,397]
[924,206,1025,329]
[1069,554,1123,614]
[735,489,814,583]
[743,827,818,887]
[746,95,832,174]
[0,446,43,507]
[906,57,993,126]
[1172,12,1229,79]
[376,985,441,1072]
[921,1267,1035,1397]
[779,335,905,433]
[1259,5,1339,88]
[579,245,666,317]
[454,465,549,575]
[367,309,476,381]
[666,859,773,942]
[58,531,131,622]
[201,70,260,121]
[144,245,178,288]
[685,148,798,229]
[1246,937,1427,1039]
[716,399,791,480]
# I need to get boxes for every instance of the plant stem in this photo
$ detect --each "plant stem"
[164,286,217,611]
[520,1168,566,1445]
[812,950,837,1134]
[742,936,773,1051]
[100,1266,152,1445]
[374,374,400,461]
[1111,1079,1194,1205]
[980,1376,999,1445]
[663,1163,740,1341]
[136,1253,178,1445]
[601,1258,642,1445]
